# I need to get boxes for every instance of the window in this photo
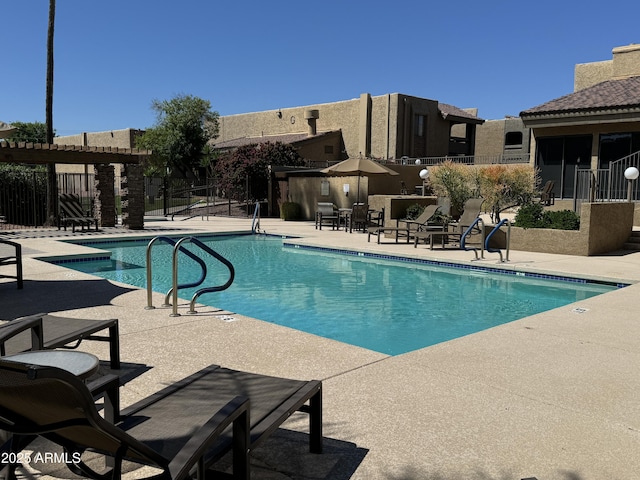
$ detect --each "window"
[415,115,425,137]
[505,131,523,148]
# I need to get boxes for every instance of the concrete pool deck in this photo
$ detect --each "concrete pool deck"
[2,216,640,480]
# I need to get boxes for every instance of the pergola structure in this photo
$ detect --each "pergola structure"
[0,142,151,229]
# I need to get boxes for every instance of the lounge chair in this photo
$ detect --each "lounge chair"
[0,361,322,480]
[368,204,441,244]
[315,202,338,230]
[398,204,442,234]
[0,360,250,480]
[0,239,22,289]
[447,198,484,234]
[414,198,484,249]
[58,193,99,232]
[0,313,120,369]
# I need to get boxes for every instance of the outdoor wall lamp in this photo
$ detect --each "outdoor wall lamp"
[624,166,639,202]
[343,184,350,196]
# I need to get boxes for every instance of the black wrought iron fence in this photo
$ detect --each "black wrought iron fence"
[0,169,47,228]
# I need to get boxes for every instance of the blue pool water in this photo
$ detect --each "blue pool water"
[55,235,619,355]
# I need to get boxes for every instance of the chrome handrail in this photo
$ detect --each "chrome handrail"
[145,236,207,310]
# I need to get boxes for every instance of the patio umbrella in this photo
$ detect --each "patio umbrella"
[0,121,16,139]
[321,157,399,203]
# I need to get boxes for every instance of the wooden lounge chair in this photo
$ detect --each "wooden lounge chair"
[58,193,99,232]
[0,361,322,480]
[0,313,120,369]
[0,360,250,480]
[0,239,22,289]
[315,202,338,230]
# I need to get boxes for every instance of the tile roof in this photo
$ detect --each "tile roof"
[438,103,484,123]
[521,76,640,117]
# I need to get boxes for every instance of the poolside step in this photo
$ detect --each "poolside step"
[623,230,640,250]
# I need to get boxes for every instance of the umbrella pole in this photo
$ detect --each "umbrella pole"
[357,176,361,204]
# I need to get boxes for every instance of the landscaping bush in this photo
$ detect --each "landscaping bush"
[514,203,544,228]
[280,201,301,220]
[514,203,580,230]
[542,209,580,230]
[404,203,425,220]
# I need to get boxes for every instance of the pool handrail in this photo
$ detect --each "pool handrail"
[145,236,208,310]
[171,236,235,316]
[459,217,485,260]
[251,201,261,233]
[485,218,511,262]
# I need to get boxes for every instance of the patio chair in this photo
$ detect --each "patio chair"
[349,204,380,232]
[58,193,99,232]
[0,313,120,370]
[0,239,22,289]
[539,180,556,206]
[0,360,250,480]
[315,202,338,230]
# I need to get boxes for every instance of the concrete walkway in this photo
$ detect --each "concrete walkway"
[2,217,640,480]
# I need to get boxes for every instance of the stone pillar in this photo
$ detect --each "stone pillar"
[94,164,116,227]
[121,163,145,230]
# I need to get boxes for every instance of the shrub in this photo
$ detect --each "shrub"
[404,203,425,220]
[280,201,301,220]
[542,210,580,230]
[514,203,544,229]
[514,203,580,230]
[428,161,475,215]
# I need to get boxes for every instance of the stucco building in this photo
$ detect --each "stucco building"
[213,93,484,163]
[521,44,640,200]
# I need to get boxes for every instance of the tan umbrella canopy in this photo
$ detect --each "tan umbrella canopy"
[321,157,399,203]
[0,121,16,139]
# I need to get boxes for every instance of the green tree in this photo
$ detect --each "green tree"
[136,94,220,178]
[214,142,304,202]
[5,121,51,143]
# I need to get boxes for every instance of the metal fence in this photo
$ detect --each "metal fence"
[574,151,640,211]
[1,171,108,229]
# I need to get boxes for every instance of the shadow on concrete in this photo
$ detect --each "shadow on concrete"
[0,278,136,320]
[26,429,367,480]
[218,428,369,479]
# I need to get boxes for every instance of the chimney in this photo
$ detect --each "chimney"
[304,109,319,136]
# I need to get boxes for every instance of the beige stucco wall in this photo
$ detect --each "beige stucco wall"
[505,202,634,255]
[216,93,468,162]
[575,44,640,91]
[574,60,613,91]
[475,119,506,156]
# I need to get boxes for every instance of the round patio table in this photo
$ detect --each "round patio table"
[3,350,100,379]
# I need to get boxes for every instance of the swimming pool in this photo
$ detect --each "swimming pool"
[53,234,621,355]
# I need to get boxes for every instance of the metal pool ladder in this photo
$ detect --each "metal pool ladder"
[145,236,235,316]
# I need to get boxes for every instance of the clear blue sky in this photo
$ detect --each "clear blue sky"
[2,1,639,136]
